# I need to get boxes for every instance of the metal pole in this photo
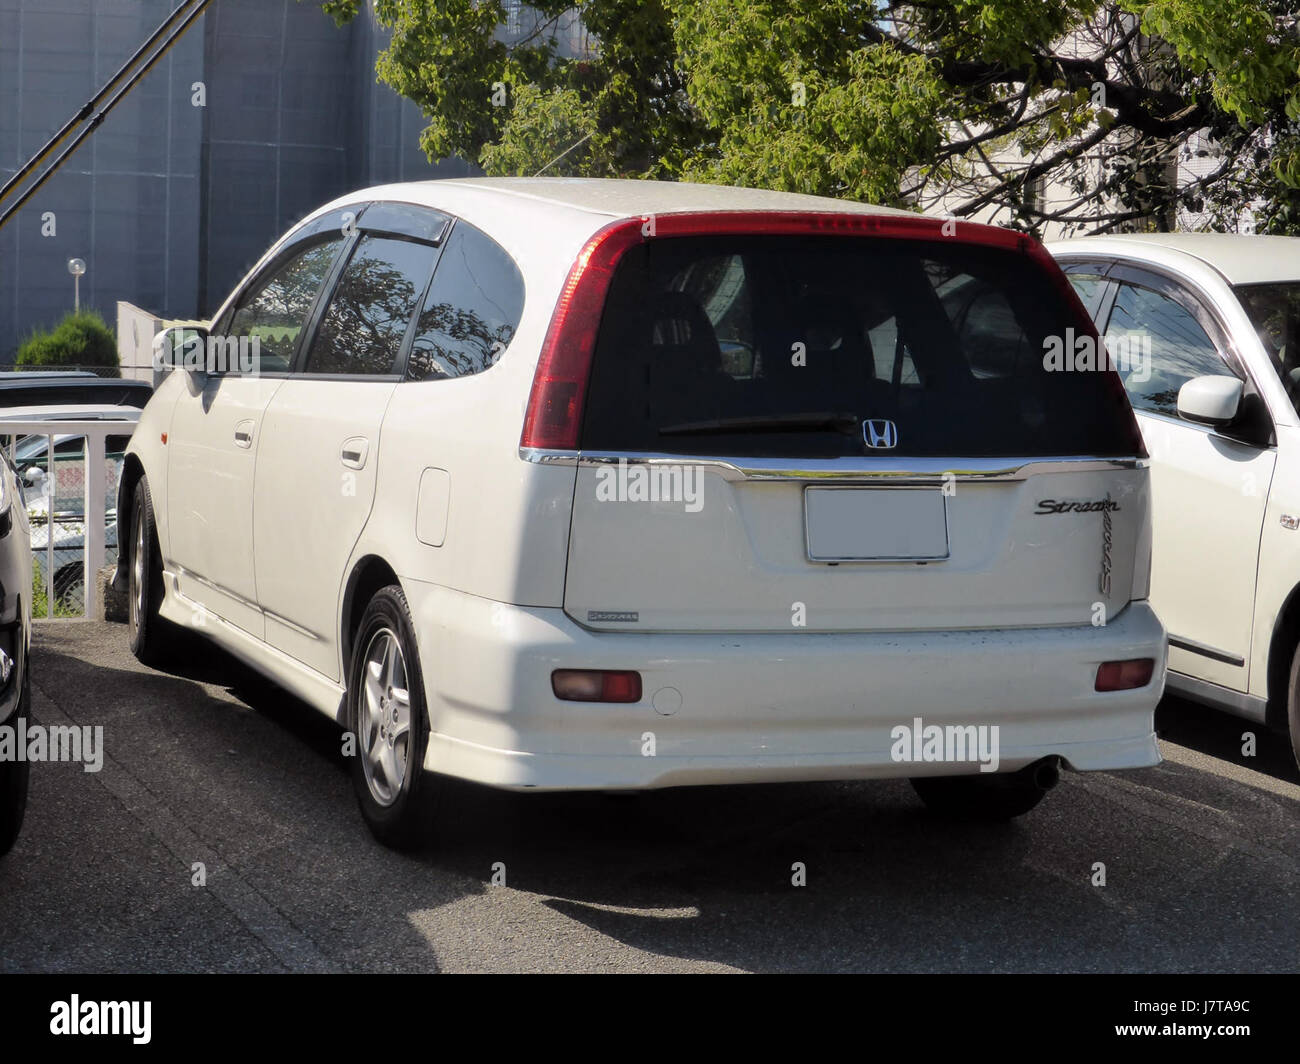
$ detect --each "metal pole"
[0,0,212,233]
[0,0,209,212]
[84,430,106,620]
[46,434,53,619]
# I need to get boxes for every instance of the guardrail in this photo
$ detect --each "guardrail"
[3,419,121,620]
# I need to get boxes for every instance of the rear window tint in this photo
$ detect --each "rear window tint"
[581,235,1137,458]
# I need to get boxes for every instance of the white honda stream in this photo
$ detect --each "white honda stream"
[117,178,1166,847]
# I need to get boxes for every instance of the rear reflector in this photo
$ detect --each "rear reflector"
[552,669,643,703]
[1095,658,1155,692]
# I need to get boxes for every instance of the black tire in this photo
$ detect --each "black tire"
[53,565,82,612]
[0,672,32,857]
[1285,643,1300,775]
[910,761,1057,821]
[346,584,438,849]
[127,477,176,668]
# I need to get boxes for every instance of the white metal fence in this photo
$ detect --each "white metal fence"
[3,419,121,620]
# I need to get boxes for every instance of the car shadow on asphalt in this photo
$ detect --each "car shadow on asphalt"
[135,625,348,771]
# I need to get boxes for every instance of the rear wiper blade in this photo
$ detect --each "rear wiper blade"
[659,412,861,436]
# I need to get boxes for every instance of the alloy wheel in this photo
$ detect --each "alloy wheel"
[358,627,412,807]
[130,513,145,629]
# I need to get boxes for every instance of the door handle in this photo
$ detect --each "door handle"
[341,437,369,469]
[234,420,254,448]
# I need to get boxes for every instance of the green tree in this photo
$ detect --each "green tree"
[16,311,121,376]
[319,0,1300,234]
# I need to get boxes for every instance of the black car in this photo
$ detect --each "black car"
[0,444,32,856]
[0,375,152,411]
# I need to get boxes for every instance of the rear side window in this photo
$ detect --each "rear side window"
[581,235,1139,458]
[406,222,524,381]
[304,235,439,376]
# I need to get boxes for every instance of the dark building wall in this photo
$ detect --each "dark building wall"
[199,0,355,311]
[0,0,205,363]
[0,0,464,364]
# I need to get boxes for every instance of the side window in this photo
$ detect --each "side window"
[304,235,439,376]
[1106,281,1233,418]
[225,237,345,374]
[407,222,524,381]
[1065,270,1108,318]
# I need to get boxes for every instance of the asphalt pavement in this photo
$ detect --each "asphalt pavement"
[1,621,1297,973]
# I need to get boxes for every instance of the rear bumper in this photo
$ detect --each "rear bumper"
[405,580,1166,790]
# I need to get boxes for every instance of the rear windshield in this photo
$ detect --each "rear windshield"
[580,235,1138,458]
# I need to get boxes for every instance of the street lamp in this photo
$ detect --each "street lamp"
[67,257,85,313]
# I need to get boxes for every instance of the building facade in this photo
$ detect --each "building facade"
[0,0,469,364]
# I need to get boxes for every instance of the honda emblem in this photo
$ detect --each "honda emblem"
[863,419,898,449]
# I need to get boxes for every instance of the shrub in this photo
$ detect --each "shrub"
[31,564,80,619]
[17,311,121,377]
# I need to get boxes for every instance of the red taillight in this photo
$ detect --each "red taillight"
[551,669,643,703]
[520,223,641,450]
[1095,658,1155,692]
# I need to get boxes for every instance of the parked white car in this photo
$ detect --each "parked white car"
[117,178,1166,847]
[1049,234,1300,771]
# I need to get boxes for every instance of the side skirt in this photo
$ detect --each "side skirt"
[159,573,347,724]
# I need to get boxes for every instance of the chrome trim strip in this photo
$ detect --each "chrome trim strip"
[175,567,321,641]
[1166,670,1267,723]
[519,448,1146,482]
[176,566,261,613]
[263,609,323,642]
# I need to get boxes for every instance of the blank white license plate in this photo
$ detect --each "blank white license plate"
[804,487,949,562]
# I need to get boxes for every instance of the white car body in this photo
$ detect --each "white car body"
[1049,233,1300,755]
[120,179,1165,800]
